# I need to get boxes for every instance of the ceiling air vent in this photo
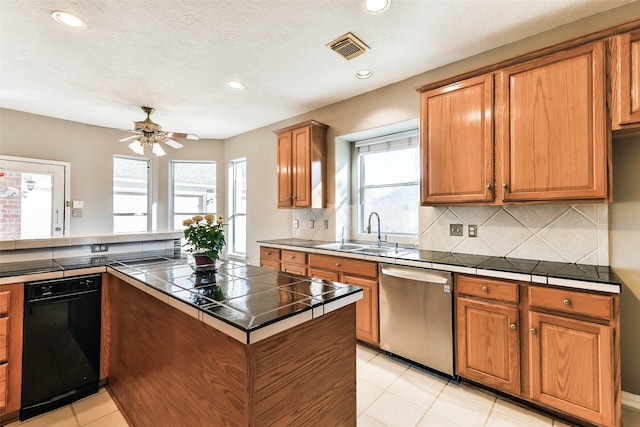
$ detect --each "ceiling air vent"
[327,32,370,60]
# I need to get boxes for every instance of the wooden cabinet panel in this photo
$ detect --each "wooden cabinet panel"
[308,253,378,278]
[457,297,520,394]
[260,247,280,262]
[260,260,280,271]
[281,250,306,266]
[498,41,608,202]
[0,284,23,420]
[0,292,9,315]
[308,268,340,282]
[420,74,494,204]
[281,263,307,276]
[529,286,614,320]
[457,275,518,303]
[276,131,293,207]
[343,275,379,345]
[274,121,328,208]
[612,29,640,130]
[529,311,614,427]
[0,317,7,363]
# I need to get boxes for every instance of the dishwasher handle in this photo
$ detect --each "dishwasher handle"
[380,265,450,284]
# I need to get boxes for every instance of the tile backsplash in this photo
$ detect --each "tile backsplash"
[293,203,609,265]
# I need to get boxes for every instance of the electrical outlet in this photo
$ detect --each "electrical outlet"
[323,220,329,229]
[468,224,478,237]
[309,220,315,228]
[91,244,108,253]
[449,224,463,237]
[71,208,82,217]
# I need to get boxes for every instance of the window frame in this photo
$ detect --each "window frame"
[227,157,247,257]
[113,155,151,233]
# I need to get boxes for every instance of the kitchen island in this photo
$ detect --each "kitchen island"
[0,253,363,427]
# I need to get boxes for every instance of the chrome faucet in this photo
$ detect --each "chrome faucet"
[341,226,345,244]
[367,212,382,247]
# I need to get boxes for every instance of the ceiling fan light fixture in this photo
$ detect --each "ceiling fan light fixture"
[128,140,144,155]
[51,10,88,29]
[226,81,244,90]
[363,0,390,14]
[152,143,166,157]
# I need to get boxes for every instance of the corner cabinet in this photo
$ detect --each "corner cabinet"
[611,28,640,132]
[419,73,495,204]
[274,120,328,209]
[0,284,24,421]
[496,41,610,202]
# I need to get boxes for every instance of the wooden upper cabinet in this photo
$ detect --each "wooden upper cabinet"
[420,74,494,204]
[497,41,609,202]
[274,120,328,208]
[611,28,640,131]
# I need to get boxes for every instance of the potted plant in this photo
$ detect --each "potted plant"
[182,214,226,272]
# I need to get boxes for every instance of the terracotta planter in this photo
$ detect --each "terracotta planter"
[191,254,218,272]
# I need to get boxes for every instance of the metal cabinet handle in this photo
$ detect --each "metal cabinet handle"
[510,323,517,330]
[530,328,537,334]
[481,286,488,293]
[563,299,571,306]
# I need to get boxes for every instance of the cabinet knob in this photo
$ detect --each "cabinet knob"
[335,262,341,267]
[486,184,493,190]
[510,323,517,330]
[266,251,271,255]
[530,328,537,334]
[563,299,571,306]
[290,255,295,259]
[502,183,509,189]
[481,286,488,293]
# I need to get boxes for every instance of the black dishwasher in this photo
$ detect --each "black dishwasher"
[21,274,102,420]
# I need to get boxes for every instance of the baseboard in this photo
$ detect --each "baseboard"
[622,391,640,411]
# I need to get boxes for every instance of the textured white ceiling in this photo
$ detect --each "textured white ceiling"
[0,0,637,139]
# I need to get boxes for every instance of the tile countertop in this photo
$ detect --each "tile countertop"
[258,239,623,294]
[0,250,363,344]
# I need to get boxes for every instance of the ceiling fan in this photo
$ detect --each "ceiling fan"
[120,106,199,156]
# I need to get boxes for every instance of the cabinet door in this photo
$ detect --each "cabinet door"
[420,74,494,204]
[529,311,614,427]
[498,41,608,202]
[281,263,307,276]
[456,297,520,394]
[343,275,379,345]
[291,126,311,207]
[308,268,340,282]
[612,29,640,129]
[276,132,293,207]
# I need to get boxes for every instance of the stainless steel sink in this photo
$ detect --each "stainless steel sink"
[314,242,367,251]
[352,246,396,255]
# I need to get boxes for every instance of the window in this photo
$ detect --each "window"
[356,130,419,235]
[113,156,150,233]
[0,156,68,239]
[227,158,246,256]
[170,161,217,230]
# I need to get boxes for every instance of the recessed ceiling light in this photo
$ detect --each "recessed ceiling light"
[363,0,390,14]
[226,81,244,90]
[51,11,88,29]
[356,70,373,79]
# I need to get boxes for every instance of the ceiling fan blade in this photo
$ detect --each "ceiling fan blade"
[165,131,199,140]
[119,134,141,142]
[163,138,184,149]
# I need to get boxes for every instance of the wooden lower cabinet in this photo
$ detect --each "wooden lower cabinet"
[280,250,307,276]
[456,296,520,394]
[529,311,615,426]
[0,284,24,423]
[342,274,379,345]
[259,246,280,271]
[455,274,621,427]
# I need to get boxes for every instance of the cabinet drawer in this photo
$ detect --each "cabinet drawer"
[260,247,280,261]
[308,254,377,278]
[0,362,6,409]
[529,286,613,320]
[281,263,307,276]
[457,275,518,303]
[0,291,9,315]
[0,317,7,363]
[308,268,340,282]
[260,260,280,271]
[281,250,307,266]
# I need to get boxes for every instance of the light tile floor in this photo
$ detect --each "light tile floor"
[5,344,640,427]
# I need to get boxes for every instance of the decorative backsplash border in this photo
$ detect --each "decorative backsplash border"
[293,203,609,265]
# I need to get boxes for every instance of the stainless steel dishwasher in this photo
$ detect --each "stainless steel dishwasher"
[379,263,455,378]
